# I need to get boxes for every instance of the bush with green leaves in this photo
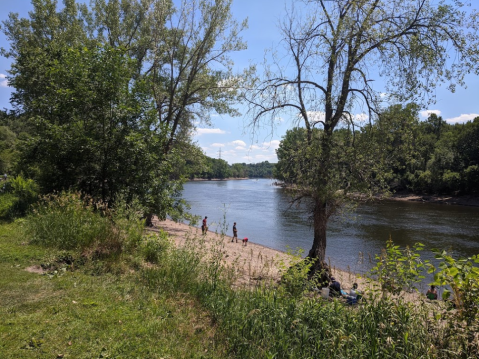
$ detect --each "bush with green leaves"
[431,251,479,322]
[0,175,39,218]
[141,232,170,264]
[25,192,123,251]
[0,193,17,219]
[368,237,428,296]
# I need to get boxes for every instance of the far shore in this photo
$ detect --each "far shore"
[189,177,250,181]
[388,191,479,207]
[272,181,479,208]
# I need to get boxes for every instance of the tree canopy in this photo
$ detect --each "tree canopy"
[1,0,247,219]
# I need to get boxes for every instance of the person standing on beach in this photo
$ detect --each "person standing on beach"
[232,222,238,243]
[202,216,208,235]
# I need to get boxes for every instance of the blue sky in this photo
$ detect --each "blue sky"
[1,0,478,164]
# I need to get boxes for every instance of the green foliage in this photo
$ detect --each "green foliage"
[26,192,118,250]
[190,154,275,179]
[141,232,169,264]
[2,0,248,219]
[431,250,479,324]
[25,191,144,253]
[369,238,428,296]
[0,125,17,174]
[4,214,479,358]
[0,193,18,219]
[0,175,39,219]
[361,107,479,195]
[280,254,316,298]
[275,127,387,198]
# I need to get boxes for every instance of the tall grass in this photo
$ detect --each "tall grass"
[138,229,479,358]
[25,192,143,254]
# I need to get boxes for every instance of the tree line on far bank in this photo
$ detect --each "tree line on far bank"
[274,105,479,197]
[177,154,275,180]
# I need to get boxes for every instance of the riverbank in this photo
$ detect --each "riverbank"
[189,177,249,181]
[389,191,479,207]
[151,218,364,290]
[273,181,479,207]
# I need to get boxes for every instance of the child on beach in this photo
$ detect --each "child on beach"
[242,237,248,246]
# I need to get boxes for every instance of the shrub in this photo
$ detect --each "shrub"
[141,232,169,263]
[0,193,18,219]
[368,237,428,296]
[463,165,479,193]
[0,175,39,218]
[442,170,461,193]
[26,192,119,251]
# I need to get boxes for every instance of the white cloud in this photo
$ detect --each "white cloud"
[235,146,246,150]
[195,128,226,135]
[254,154,277,161]
[211,143,225,147]
[262,140,280,149]
[445,113,479,124]
[420,109,441,118]
[250,145,261,150]
[354,113,368,123]
[230,140,246,147]
[0,73,9,87]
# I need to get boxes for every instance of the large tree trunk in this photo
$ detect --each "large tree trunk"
[307,198,330,286]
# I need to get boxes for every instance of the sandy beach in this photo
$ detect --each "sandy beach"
[150,218,363,290]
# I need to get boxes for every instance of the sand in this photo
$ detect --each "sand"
[150,218,363,290]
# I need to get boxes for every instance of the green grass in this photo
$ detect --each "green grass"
[0,221,228,359]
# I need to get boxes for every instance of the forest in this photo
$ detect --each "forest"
[274,104,479,196]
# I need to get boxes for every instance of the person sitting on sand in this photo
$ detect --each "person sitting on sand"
[329,277,341,297]
[343,283,361,304]
[426,285,438,300]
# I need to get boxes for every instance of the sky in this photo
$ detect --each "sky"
[1,0,478,164]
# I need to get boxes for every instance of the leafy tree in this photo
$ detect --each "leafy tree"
[2,0,247,220]
[230,163,247,178]
[0,126,17,174]
[245,0,479,276]
[246,161,275,178]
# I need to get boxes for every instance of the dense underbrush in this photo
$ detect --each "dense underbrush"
[4,192,479,358]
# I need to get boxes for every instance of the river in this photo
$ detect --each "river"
[181,179,479,274]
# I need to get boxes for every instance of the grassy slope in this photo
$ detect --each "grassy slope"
[0,222,227,359]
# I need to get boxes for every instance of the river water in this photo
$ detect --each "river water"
[181,179,479,274]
